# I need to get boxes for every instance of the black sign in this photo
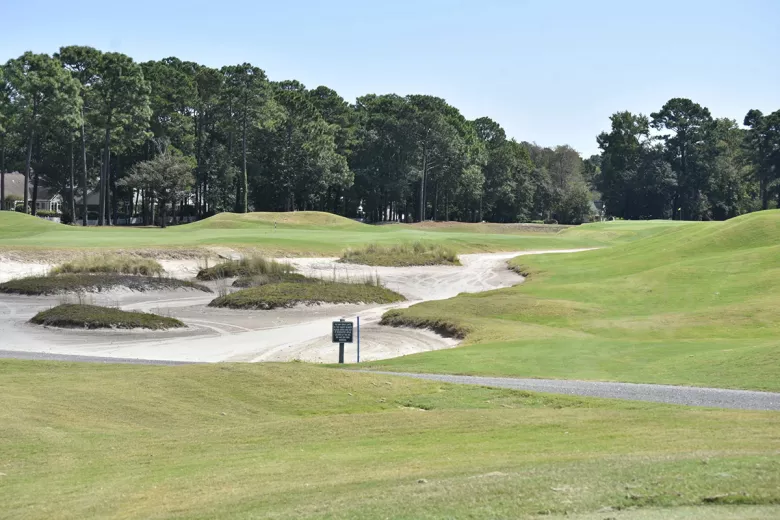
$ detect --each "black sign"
[332,321,354,343]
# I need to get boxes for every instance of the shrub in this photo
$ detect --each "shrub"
[36,209,59,218]
[30,304,185,330]
[197,256,296,280]
[210,281,404,310]
[0,274,210,295]
[544,218,558,225]
[340,241,460,267]
[52,255,164,276]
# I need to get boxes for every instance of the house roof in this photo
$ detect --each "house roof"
[1,172,61,201]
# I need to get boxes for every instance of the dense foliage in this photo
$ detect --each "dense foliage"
[1,47,777,224]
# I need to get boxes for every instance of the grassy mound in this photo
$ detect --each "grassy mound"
[369,210,780,391]
[341,241,460,266]
[2,360,779,519]
[0,210,612,254]
[187,211,367,230]
[30,304,184,330]
[52,255,163,276]
[210,280,404,309]
[0,274,210,295]
[231,272,308,288]
[197,256,296,280]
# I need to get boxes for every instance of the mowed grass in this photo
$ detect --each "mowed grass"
[368,211,780,391]
[1,360,779,520]
[0,211,645,255]
[30,304,184,330]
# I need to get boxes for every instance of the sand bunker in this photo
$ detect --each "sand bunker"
[0,249,593,363]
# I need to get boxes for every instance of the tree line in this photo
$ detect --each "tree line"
[595,99,780,220]
[0,46,777,227]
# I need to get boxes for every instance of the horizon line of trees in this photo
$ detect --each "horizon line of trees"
[0,46,777,227]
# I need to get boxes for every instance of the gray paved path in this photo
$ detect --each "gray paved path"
[3,350,778,411]
[362,371,780,411]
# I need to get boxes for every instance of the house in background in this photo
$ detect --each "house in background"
[2,172,63,213]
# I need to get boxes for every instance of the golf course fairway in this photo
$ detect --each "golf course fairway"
[1,210,779,519]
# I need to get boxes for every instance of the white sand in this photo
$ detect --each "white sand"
[0,249,594,363]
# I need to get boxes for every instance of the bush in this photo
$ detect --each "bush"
[15,205,26,213]
[36,209,59,218]
[0,274,211,295]
[30,304,185,330]
[543,219,558,225]
[197,256,296,281]
[340,241,460,267]
[210,281,404,310]
[53,255,164,276]
[531,220,545,224]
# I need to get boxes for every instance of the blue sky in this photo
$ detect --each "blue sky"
[1,0,778,156]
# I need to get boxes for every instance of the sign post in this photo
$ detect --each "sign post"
[332,319,354,364]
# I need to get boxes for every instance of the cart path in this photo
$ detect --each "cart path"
[359,371,780,411]
[2,349,778,411]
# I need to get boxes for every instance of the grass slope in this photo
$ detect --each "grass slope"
[369,211,780,391]
[210,280,404,309]
[1,361,778,519]
[0,274,210,295]
[0,211,627,255]
[30,304,185,329]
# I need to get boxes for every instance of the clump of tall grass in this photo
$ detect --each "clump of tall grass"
[52,255,164,276]
[340,241,460,267]
[196,256,296,281]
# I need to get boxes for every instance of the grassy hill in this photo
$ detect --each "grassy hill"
[369,211,780,391]
[0,211,621,255]
[2,360,778,519]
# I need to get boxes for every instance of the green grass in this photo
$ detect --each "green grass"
[29,304,185,330]
[52,255,164,276]
[210,280,404,309]
[1,360,778,519]
[196,256,296,280]
[0,211,628,256]
[0,274,211,295]
[367,210,780,391]
[341,241,460,266]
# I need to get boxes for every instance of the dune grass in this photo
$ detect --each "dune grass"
[197,256,296,280]
[0,273,210,295]
[210,279,404,309]
[1,360,778,519]
[341,241,460,266]
[29,304,184,330]
[52,254,163,276]
[368,210,780,391]
[0,211,633,256]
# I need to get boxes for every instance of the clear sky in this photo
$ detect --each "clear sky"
[1,0,778,156]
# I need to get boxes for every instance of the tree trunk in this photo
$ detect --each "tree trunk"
[31,171,40,216]
[160,200,167,229]
[105,148,112,225]
[69,139,76,222]
[1,133,5,210]
[23,127,34,214]
[142,189,148,226]
[419,150,427,222]
[99,125,111,226]
[242,102,248,213]
[81,117,88,226]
